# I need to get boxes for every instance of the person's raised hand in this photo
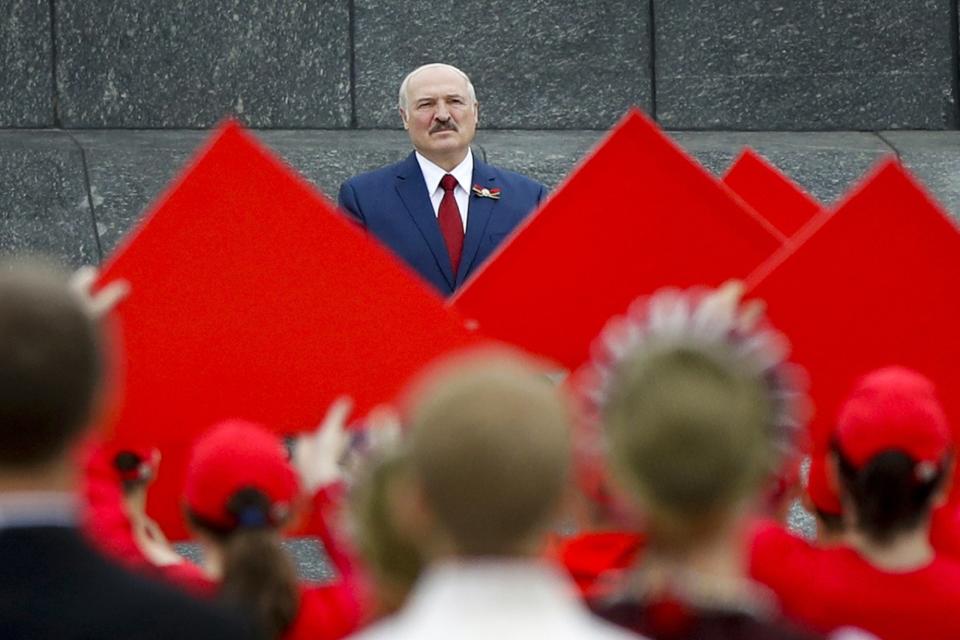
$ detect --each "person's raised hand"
[293,396,354,494]
[69,266,130,319]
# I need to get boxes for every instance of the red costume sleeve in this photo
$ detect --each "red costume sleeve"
[79,441,215,597]
[80,442,150,568]
[286,482,366,639]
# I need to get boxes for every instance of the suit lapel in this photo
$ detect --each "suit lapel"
[394,153,455,289]
[457,154,498,286]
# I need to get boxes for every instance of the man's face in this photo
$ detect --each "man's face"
[400,66,478,162]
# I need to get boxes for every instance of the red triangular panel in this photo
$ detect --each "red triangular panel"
[746,159,960,490]
[97,121,481,537]
[451,109,784,370]
[722,149,822,238]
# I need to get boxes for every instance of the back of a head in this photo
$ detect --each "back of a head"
[407,353,571,557]
[0,260,101,468]
[185,420,301,640]
[603,345,773,544]
[349,451,423,614]
[834,366,952,544]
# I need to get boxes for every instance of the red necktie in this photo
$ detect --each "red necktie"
[438,174,464,274]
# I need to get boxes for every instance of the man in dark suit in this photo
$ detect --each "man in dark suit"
[339,63,547,296]
[0,262,256,640]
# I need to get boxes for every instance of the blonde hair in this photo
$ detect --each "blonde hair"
[407,354,570,556]
[348,451,422,614]
[603,345,773,546]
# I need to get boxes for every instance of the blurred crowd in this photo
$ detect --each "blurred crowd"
[1,259,958,639]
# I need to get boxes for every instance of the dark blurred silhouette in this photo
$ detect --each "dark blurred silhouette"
[0,259,256,640]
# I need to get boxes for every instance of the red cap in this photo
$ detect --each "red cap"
[184,420,299,529]
[835,367,951,468]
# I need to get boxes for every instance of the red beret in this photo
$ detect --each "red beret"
[184,420,299,529]
[836,367,951,469]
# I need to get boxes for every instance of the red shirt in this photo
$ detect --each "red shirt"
[750,521,960,639]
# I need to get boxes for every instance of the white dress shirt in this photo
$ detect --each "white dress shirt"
[415,151,473,232]
[349,559,644,640]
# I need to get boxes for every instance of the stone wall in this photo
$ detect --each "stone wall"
[2,0,957,130]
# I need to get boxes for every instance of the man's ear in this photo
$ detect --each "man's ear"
[399,107,409,130]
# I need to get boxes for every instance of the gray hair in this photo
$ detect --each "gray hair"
[398,63,477,111]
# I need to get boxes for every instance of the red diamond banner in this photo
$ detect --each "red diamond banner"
[722,148,822,239]
[96,121,482,537]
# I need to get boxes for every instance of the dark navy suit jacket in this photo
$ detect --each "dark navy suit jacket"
[338,151,547,297]
[0,525,255,639]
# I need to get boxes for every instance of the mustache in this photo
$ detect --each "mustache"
[430,120,458,134]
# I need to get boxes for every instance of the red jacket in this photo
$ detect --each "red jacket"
[750,520,960,639]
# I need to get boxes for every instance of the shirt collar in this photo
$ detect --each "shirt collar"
[0,491,77,530]
[400,558,589,621]
[415,151,474,196]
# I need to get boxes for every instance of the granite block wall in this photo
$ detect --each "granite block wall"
[0,0,53,127]
[655,0,958,130]
[353,0,651,129]
[0,131,99,265]
[54,1,352,128]
[4,0,957,130]
[9,127,954,266]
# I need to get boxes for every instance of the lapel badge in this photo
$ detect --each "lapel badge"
[472,184,502,200]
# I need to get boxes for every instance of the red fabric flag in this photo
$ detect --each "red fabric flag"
[96,121,481,538]
[451,108,784,370]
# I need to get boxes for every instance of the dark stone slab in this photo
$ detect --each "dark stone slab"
[655,1,957,130]
[478,130,889,206]
[55,1,351,128]
[259,130,413,201]
[0,0,53,126]
[476,130,606,188]
[672,131,892,206]
[74,129,413,255]
[0,131,99,266]
[71,130,208,255]
[353,0,651,129]
[879,132,960,222]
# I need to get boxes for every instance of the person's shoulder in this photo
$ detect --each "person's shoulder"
[85,548,255,639]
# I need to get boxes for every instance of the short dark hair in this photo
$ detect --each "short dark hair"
[814,507,845,536]
[834,444,948,544]
[0,261,102,467]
